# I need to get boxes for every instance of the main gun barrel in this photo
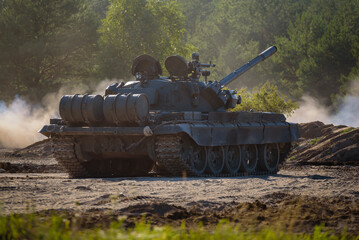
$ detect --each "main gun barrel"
[219,46,277,87]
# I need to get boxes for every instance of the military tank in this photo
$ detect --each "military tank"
[39,46,299,178]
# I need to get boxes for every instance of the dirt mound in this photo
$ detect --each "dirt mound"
[289,122,359,166]
[298,121,348,139]
[9,139,53,159]
[120,202,187,217]
[225,193,359,234]
[0,139,63,173]
[35,193,359,235]
[0,139,52,160]
[114,194,359,234]
[0,161,62,173]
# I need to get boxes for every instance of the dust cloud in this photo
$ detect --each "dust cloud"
[287,96,331,124]
[288,79,359,127]
[0,97,51,148]
[0,80,117,148]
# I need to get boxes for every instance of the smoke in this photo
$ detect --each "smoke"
[0,97,52,148]
[287,96,331,124]
[288,79,359,127]
[330,95,359,127]
[0,80,118,149]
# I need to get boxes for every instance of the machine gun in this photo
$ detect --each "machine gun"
[164,52,215,81]
[188,52,216,82]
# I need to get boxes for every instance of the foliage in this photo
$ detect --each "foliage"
[232,81,298,117]
[0,213,356,240]
[0,0,101,102]
[273,0,359,105]
[98,0,195,79]
[310,137,322,145]
[341,127,355,134]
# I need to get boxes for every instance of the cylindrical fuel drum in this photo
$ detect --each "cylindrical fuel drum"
[59,94,104,124]
[103,93,149,124]
[59,94,82,123]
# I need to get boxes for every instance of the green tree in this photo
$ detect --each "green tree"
[0,0,100,102]
[274,0,359,105]
[232,81,298,117]
[186,0,308,88]
[98,0,195,79]
[178,0,215,36]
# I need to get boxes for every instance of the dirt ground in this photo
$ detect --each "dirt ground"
[0,122,359,234]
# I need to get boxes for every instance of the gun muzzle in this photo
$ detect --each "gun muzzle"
[259,46,277,59]
[219,46,277,87]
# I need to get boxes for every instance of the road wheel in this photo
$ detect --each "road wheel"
[224,146,241,174]
[258,143,280,172]
[207,146,225,175]
[240,144,258,173]
[180,137,207,175]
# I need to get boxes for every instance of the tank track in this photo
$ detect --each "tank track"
[52,136,89,178]
[52,136,153,178]
[52,135,289,178]
[155,135,282,177]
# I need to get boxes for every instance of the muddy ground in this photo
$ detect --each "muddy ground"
[0,122,358,235]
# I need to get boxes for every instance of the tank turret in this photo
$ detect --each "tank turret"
[40,46,299,178]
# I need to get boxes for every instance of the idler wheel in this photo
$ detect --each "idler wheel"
[224,146,242,174]
[240,145,258,173]
[180,137,207,175]
[206,146,225,175]
[258,143,280,172]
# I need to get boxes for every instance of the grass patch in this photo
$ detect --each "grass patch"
[310,137,322,145]
[287,156,296,161]
[0,213,357,240]
[341,128,355,134]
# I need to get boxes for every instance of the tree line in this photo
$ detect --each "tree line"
[0,0,358,109]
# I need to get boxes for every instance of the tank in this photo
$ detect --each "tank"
[39,46,299,178]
